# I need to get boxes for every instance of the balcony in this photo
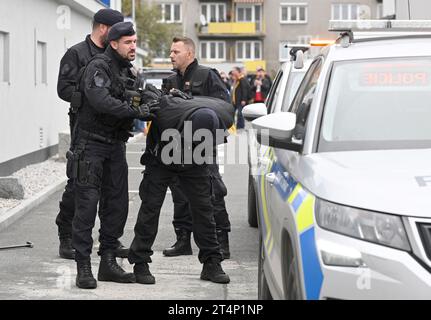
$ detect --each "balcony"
[244,60,266,73]
[198,22,265,39]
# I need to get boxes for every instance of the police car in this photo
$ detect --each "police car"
[246,20,431,299]
[245,47,311,228]
[138,68,175,89]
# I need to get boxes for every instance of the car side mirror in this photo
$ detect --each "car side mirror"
[243,103,267,122]
[251,112,302,152]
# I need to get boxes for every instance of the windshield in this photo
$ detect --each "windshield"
[319,57,431,152]
[281,71,307,111]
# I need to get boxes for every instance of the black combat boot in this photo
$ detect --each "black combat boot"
[162,229,193,257]
[113,240,129,259]
[59,235,75,260]
[76,260,97,289]
[201,258,230,284]
[134,263,156,285]
[217,230,230,260]
[97,251,136,283]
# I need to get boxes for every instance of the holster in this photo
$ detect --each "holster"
[66,139,87,183]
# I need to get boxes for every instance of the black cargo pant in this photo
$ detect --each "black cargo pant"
[55,113,110,239]
[170,163,231,233]
[55,111,78,238]
[72,136,129,262]
[128,163,223,265]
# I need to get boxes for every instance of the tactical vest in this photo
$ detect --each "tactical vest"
[77,54,133,138]
[165,65,211,97]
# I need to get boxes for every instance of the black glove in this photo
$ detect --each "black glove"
[170,88,193,100]
[141,84,163,104]
[136,101,160,121]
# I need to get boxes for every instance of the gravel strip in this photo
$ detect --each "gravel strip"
[0,158,66,211]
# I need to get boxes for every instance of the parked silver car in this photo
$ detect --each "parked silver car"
[248,20,431,299]
[244,47,311,228]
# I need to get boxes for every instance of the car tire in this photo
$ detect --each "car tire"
[258,232,273,300]
[248,173,258,228]
[283,237,303,300]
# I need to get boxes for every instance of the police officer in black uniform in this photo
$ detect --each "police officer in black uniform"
[161,37,232,259]
[56,8,128,260]
[71,22,158,289]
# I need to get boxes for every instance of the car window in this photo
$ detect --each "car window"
[281,70,307,112]
[289,58,323,114]
[319,57,431,152]
[140,71,175,89]
[266,70,283,114]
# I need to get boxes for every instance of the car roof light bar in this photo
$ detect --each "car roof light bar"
[310,40,336,47]
[330,20,431,46]
[329,20,431,33]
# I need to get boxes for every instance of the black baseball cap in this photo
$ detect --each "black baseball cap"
[94,9,124,26]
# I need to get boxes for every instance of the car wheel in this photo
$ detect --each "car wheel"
[283,238,303,300]
[248,173,258,228]
[258,232,273,300]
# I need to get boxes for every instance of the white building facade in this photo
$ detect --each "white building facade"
[0,0,113,176]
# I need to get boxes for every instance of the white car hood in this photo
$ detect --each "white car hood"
[301,149,431,218]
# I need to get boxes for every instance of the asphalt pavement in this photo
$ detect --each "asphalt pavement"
[0,132,259,300]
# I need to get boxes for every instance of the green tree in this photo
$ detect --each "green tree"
[122,0,182,66]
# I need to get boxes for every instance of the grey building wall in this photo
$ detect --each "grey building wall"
[0,0,105,175]
[393,0,431,19]
[264,0,380,75]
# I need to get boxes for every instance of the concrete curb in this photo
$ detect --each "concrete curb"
[0,177,67,232]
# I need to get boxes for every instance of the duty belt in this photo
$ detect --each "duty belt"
[78,128,122,145]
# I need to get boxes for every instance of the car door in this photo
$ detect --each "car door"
[262,58,324,299]
[253,67,285,217]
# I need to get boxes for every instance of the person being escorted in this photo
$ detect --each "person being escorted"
[56,8,129,260]
[71,22,158,289]
[128,73,235,286]
[161,37,232,260]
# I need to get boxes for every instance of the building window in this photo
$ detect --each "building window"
[36,41,47,85]
[200,41,226,61]
[332,3,359,20]
[0,31,10,83]
[158,3,182,23]
[236,41,262,61]
[236,4,262,31]
[237,5,253,22]
[280,3,308,24]
[201,3,226,23]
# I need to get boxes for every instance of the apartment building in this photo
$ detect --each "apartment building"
[142,0,382,75]
[265,0,382,74]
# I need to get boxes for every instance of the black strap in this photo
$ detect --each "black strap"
[78,128,122,145]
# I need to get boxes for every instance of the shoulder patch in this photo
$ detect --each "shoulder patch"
[92,70,111,88]
[60,63,72,76]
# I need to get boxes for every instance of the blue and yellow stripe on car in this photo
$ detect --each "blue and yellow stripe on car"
[258,151,323,299]
[288,183,323,300]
